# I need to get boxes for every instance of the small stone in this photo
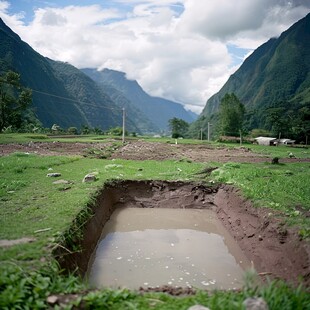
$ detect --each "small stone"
[243,297,269,310]
[47,295,59,305]
[258,235,263,241]
[47,173,61,177]
[188,306,210,310]
[247,232,255,238]
[82,173,97,182]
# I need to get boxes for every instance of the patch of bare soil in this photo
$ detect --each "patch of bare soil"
[0,141,115,157]
[111,141,270,163]
[1,140,309,163]
[0,237,35,247]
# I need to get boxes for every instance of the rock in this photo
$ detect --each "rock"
[188,306,210,310]
[52,179,70,184]
[47,173,61,177]
[83,173,97,183]
[47,295,59,305]
[243,297,269,310]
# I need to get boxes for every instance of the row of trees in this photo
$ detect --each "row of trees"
[170,93,310,143]
[168,94,245,139]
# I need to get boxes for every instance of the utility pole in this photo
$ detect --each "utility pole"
[122,107,125,144]
[200,128,203,140]
[207,122,211,141]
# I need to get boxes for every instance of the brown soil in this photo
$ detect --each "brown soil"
[1,140,309,163]
[54,180,310,289]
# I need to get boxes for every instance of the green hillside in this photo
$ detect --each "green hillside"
[0,19,133,132]
[190,13,310,141]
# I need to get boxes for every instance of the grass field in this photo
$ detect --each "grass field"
[0,134,309,309]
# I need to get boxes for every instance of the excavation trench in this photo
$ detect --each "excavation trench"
[54,180,310,290]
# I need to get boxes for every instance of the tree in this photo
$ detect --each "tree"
[0,71,32,132]
[219,93,245,136]
[264,107,289,138]
[67,127,78,135]
[168,117,189,138]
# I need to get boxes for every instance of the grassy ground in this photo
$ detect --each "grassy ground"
[0,135,309,309]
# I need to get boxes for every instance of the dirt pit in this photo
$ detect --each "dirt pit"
[54,180,310,291]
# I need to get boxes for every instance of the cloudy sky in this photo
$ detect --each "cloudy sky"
[0,1,309,113]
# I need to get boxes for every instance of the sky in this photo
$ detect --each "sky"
[0,1,309,114]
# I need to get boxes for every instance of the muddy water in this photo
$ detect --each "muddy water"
[87,207,250,290]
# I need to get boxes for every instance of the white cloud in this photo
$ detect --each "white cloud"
[0,0,309,113]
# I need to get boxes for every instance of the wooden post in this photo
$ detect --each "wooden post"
[122,108,125,144]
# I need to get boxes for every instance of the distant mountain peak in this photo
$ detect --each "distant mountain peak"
[0,18,21,41]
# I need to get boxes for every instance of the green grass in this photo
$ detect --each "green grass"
[246,144,310,159]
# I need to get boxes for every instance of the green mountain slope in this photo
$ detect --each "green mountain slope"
[82,68,195,131]
[82,68,159,134]
[190,12,310,140]
[0,18,135,131]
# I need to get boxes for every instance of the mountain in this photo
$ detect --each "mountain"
[81,69,159,134]
[82,68,195,131]
[0,18,140,132]
[190,13,310,140]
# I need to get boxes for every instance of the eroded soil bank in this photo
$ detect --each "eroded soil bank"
[54,180,310,288]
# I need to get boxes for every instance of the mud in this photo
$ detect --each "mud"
[88,208,250,290]
[54,180,310,289]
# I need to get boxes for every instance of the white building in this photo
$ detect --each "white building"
[254,137,277,146]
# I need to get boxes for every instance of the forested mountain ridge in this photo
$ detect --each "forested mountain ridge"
[190,12,310,141]
[82,68,196,131]
[0,18,145,133]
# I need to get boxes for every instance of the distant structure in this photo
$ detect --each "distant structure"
[255,137,277,146]
[254,137,295,146]
[278,139,295,145]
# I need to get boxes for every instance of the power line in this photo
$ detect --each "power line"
[31,89,122,112]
